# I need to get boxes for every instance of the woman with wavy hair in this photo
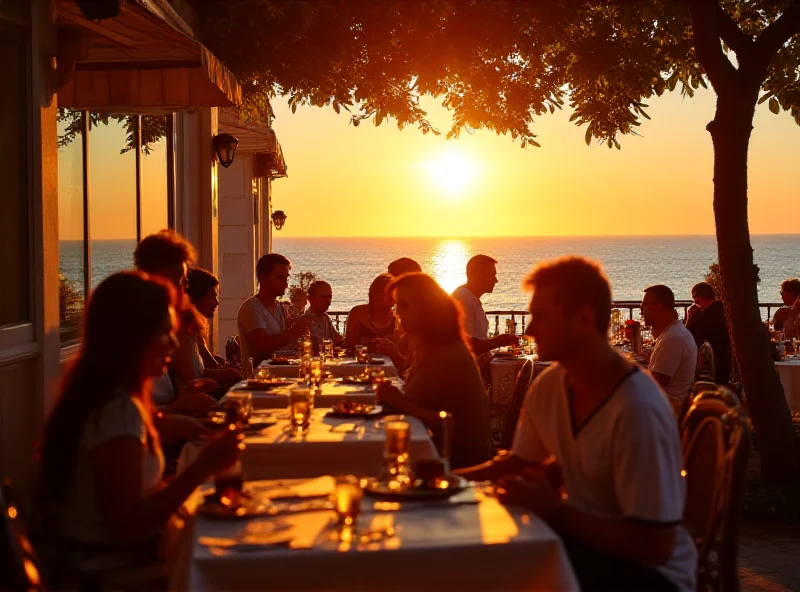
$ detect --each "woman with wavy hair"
[376,273,491,469]
[40,272,240,589]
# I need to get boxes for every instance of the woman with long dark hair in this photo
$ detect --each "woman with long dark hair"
[344,273,398,348]
[40,272,239,589]
[376,273,491,469]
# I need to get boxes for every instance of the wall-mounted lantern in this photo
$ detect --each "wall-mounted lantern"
[212,133,239,168]
[271,210,287,230]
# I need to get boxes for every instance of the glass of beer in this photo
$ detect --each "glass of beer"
[321,338,334,359]
[383,415,411,484]
[370,368,386,390]
[226,392,252,426]
[355,344,370,364]
[332,475,363,527]
[289,387,313,433]
[310,357,323,390]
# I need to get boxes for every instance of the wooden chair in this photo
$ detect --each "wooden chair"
[497,358,535,451]
[0,480,47,591]
[696,341,716,382]
[681,385,750,592]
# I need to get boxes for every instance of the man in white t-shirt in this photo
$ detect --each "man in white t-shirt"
[642,284,698,413]
[457,257,696,591]
[451,254,519,354]
[297,280,344,349]
[237,253,311,372]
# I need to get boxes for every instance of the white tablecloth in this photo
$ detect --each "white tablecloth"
[227,378,394,410]
[175,479,579,591]
[262,357,400,379]
[776,359,800,411]
[179,408,439,481]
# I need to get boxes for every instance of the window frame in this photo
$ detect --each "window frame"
[58,111,177,346]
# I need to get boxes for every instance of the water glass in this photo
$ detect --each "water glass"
[289,387,313,433]
[332,475,363,527]
[321,338,334,359]
[310,357,323,389]
[355,344,370,364]
[383,415,411,483]
[226,391,252,426]
[300,355,312,382]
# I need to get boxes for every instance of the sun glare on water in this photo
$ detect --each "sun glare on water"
[427,150,475,196]
[432,239,471,294]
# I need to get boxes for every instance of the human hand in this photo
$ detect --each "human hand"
[497,471,564,524]
[171,387,216,415]
[375,382,406,409]
[183,378,219,395]
[194,428,243,476]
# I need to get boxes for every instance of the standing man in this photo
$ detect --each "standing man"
[773,278,800,338]
[641,284,698,412]
[237,253,311,372]
[685,281,732,385]
[451,254,518,354]
[456,257,696,591]
[298,280,344,348]
[388,257,422,277]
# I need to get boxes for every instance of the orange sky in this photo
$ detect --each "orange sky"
[59,86,800,240]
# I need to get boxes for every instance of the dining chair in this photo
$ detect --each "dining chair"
[0,479,47,591]
[696,341,716,383]
[681,385,750,592]
[497,358,535,451]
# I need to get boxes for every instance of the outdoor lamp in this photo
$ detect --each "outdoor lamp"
[271,210,287,230]
[212,133,239,168]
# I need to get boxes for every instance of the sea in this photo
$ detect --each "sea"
[60,235,800,316]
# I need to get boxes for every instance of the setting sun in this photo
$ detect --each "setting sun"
[427,150,475,195]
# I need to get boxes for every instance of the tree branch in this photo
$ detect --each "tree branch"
[753,0,800,71]
[687,1,738,92]
[714,3,753,56]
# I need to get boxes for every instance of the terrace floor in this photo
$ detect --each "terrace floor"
[740,521,800,591]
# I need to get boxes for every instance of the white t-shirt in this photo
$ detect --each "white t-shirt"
[451,285,489,339]
[649,319,698,410]
[237,295,286,367]
[512,364,696,592]
[53,395,164,571]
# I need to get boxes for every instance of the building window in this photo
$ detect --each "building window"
[0,14,30,326]
[57,111,175,343]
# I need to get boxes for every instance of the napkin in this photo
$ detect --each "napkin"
[249,476,335,500]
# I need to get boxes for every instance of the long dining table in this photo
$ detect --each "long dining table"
[261,356,401,379]
[170,477,580,592]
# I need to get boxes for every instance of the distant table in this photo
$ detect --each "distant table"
[226,378,392,410]
[178,408,438,481]
[174,478,579,592]
[776,359,800,411]
[262,357,400,379]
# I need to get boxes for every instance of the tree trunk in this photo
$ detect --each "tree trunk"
[709,90,798,484]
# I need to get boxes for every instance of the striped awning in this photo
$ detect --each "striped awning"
[56,0,241,112]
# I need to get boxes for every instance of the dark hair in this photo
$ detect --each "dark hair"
[186,267,219,306]
[781,278,800,298]
[307,281,331,296]
[368,273,393,300]
[388,273,469,348]
[133,230,196,274]
[466,254,497,278]
[388,257,422,277]
[256,253,291,279]
[524,256,612,335]
[643,284,676,309]
[691,281,716,301]
[41,272,176,500]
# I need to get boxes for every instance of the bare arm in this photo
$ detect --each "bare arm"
[247,320,310,360]
[344,310,364,349]
[90,431,239,544]
[453,452,531,481]
[172,331,200,383]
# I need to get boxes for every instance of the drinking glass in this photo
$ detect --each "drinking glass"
[383,415,411,483]
[310,357,323,390]
[289,387,313,433]
[300,356,312,382]
[355,344,370,364]
[370,369,386,390]
[226,391,252,426]
[256,367,271,382]
[321,338,334,359]
[332,475,363,527]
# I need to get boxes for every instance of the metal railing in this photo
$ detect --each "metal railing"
[327,301,784,336]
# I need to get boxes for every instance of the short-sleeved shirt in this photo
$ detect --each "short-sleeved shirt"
[451,285,489,339]
[298,311,342,348]
[512,364,696,591]
[649,320,698,409]
[151,372,175,408]
[237,295,286,366]
[53,394,164,571]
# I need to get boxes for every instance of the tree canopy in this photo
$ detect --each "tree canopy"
[195,0,800,147]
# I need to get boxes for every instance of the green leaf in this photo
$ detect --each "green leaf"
[769,97,780,114]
